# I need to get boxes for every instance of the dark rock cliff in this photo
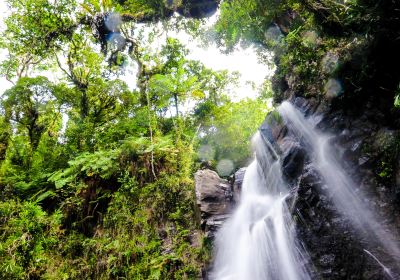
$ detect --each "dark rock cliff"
[259,95,400,279]
[264,1,400,277]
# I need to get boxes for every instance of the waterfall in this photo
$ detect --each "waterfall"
[211,101,400,280]
[211,132,311,280]
[278,101,400,269]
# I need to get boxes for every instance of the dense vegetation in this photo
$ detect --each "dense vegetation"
[0,0,269,279]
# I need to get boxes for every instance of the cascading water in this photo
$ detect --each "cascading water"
[278,101,400,272]
[211,132,311,280]
[211,101,400,280]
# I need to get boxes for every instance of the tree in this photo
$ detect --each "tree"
[0,116,11,161]
[0,0,77,83]
[198,98,270,169]
[1,77,59,151]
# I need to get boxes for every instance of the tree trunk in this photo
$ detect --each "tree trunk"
[174,93,179,117]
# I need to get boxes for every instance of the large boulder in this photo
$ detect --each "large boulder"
[194,169,234,238]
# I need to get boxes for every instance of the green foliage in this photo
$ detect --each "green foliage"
[215,0,400,106]
[395,84,400,108]
[49,150,120,189]
[0,0,77,82]
[1,76,60,151]
[375,131,400,182]
[0,200,63,279]
[198,98,271,170]
[278,27,329,90]
[0,116,11,161]
[4,0,76,56]
[113,0,167,17]
[214,0,283,51]
[378,161,392,179]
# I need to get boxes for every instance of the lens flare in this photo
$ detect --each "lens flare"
[198,145,215,161]
[322,52,339,74]
[302,31,318,48]
[264,25,283,44]
[107,32,126,50]
[216,159,234,176]
[105,13,122,32]
[324,78,343,98]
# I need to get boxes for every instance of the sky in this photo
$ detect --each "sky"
[0,0,12,93]
[0,1,272,100]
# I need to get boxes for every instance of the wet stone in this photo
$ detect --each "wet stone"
[320,254,336,267]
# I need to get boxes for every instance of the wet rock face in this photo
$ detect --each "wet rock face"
[280,137,306,182]
[232,167,246,202]
[294,164,372,279]
[261,96,400,279]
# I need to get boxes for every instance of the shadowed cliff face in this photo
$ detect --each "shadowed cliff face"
[259,96,400,279]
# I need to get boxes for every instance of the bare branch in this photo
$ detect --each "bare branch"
[55,53,74,81]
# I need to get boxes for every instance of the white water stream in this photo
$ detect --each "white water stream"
[211,132,310,280]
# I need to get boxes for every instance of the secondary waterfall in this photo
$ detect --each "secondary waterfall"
[211,132,311,280]
[278,101,400,271]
